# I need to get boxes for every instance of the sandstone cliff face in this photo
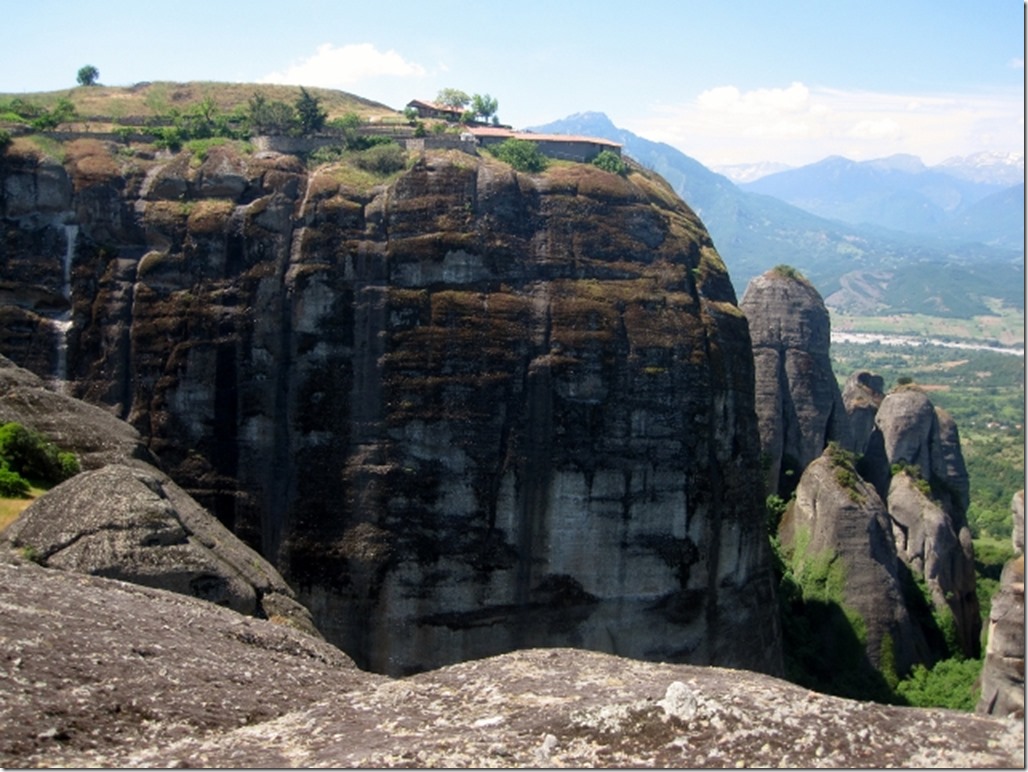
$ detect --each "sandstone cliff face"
[0,141,781,675]
[740,270,850,497]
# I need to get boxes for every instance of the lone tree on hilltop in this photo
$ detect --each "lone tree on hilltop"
[76,65,99,86]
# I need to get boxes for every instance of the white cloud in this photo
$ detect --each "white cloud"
[628,82,1024,166]
[697,82,810,115]
[261,43,427,89]
[1009,57,1024,70]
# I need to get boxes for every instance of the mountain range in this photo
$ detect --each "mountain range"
[530,113,1024,318]
[740,153,1023,249]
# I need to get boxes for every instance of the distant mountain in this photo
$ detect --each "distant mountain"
[529,113,1024,317]
[739,154,1010,236]
[941,183,1025,250]
[935,151,1025,186]
[711,161,793,184]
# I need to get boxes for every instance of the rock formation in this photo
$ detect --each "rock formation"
[0,354,317,634]
[872,388,980,658]
[0,556,1022,769]
[0,140,781,675]
[977,490,1025,718]
[2,463,318,636]
[841,369,884,455]
[778,446,929,683]
[740,268,850,497]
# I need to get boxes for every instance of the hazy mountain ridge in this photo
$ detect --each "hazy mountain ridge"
[530,113,1024,317]
[741,153,1023,247]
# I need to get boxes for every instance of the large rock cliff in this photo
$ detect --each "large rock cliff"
[0,138,781,675]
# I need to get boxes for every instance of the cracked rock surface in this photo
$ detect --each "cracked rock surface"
[0,557,1021,768]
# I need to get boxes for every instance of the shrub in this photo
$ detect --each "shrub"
[0,422,80,486]
[592,149,627,175]
[30,98,77,131]
[352,143,406,175]
[0,128,10,152]
[489,138,547,173]
[0,465,29,497]
[896,657,981,710]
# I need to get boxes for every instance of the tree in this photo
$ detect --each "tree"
[295,87,327,135]
[76,65,99,87]
[489,139,547,173]
[435,88,471,110]
[470,93,498,122]
[248,92,296,135]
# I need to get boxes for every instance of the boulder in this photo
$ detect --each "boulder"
[0,354,154,471]
[1,463,319,637]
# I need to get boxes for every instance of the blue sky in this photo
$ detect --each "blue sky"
[1,0,1023,167]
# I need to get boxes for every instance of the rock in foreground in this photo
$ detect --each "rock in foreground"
[0,558,1021,768]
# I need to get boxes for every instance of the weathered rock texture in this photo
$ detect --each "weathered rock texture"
[1,140,780,675]
[750,281,980,677]
[0,353,155,471]
[977,490,1025,718]
[740,269,850,497]
[873,388,980,658]
[1,557,1021,769]
[1,463,318,636]
[778,448,929,681]
[841,369,884,454]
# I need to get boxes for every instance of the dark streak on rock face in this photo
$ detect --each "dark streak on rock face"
[1,143,781,676]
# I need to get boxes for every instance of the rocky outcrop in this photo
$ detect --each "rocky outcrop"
[740,269,850,497]
[1,557,1022,769]
[778,446,929,682]
[842,369,884,454]
[871,387,980,658]
[0,353,155,471]
[977,490,1025,718]
[1,140,781,675]
[1,463,318,636]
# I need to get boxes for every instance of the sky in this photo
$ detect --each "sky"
[1,0,1023,168]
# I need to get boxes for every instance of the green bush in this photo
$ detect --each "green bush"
[489,138,547,173]
[352,143,406,174]
[0,128,10,152]
[0,465,30,497]
[0,422,80,486]
[896,657,981,710]
[592,149,627,175]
